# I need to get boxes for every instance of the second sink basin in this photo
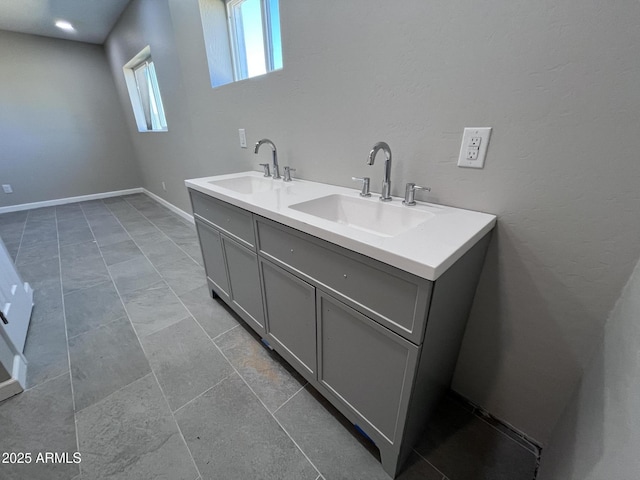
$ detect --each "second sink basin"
[289,194,433,237]
[208,175,281,194]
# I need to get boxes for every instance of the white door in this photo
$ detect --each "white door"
[0,240,33,353]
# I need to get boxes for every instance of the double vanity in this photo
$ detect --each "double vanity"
[185,170,496,478]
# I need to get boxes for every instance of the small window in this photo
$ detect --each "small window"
[197,0,282,88]
[123,47,168,132]
[226,0,283,81]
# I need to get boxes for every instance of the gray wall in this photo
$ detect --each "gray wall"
[105,0,640,443]
[0,30,140,208]
[537,257,640,479]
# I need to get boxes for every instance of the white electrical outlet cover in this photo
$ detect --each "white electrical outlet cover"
[2,184,12,194]
[458,127,492,169]
[238,129,247,148]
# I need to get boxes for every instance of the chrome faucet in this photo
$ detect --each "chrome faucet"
[367,141,392,201]
[254,139,280,179]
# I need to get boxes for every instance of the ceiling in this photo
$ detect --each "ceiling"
[0,0,132,44]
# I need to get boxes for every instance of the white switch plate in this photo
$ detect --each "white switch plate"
[2,184,12,194]
[458,127,492,169]
[238,129,247,148]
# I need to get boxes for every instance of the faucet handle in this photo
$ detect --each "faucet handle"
[259,163,271,177]
[403,183,431,206]
[352,177,371,197]
[283,166,296,182]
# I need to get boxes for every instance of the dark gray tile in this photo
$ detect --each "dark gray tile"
[65,281,126,338]
[58,225,94,246]
[176,239,203,265]
[215,325,305,413]
[24,309,69,389]
[0,210,28,226]
[397,453,446,480]
[17,257,60,290]
[60,240,101,261]
[79,200,110,217]
[30,281,64,326]
[56,216,88,230]
[76,374,198,480]
[0,374,79,480]
[85,214,119,229]
[141,317,233,411]
[275,385,394,480]
[3,240,20,261]
[160,224,198,245]
[27,207,56,221]
[91,225,130,248]
[155,258,206,296]
[122,282,190,338]
[130,229,168,248]
[61,255,110,295]
[69,317,150,411]
[179,285,239,339]
[414,397,538,480]
[109,257,162,295]
[139,238,190,267]
[99,239,143,266]
[175,373,317,480]
[15,241,58,267]
[20,230,57,249]
[120,219,159,237]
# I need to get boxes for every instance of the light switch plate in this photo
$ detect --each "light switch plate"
[238,129,247,148]
[458,127,492,169]
[2,184,12,194]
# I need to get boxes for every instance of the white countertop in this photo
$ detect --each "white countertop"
[185,171,496,281]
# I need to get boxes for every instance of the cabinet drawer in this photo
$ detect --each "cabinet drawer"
[256,218,432,343]
[190,189,255,249]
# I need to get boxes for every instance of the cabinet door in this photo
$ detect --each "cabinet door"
[222,235,265,333]
[259,259,316,379]
[317,291,419,444]
[195,219,230,301]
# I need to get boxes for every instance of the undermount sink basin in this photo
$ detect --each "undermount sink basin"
[208,176,280,194]
[289,194,433,237]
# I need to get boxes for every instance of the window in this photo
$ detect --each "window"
[123,47,168,132]
[198,0,283,88]
[226,0,283,81]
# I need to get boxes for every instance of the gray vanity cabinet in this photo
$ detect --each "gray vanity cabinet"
[189,187,492,479]
[259,259,317,380]
[195,219,230,301]
[190,190,265,334]
[316,291,419,444]
[222,236,265,331]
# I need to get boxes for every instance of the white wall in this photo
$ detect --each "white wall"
[105,0,640,443]
[0,30,140,207]
[537,257,640,478]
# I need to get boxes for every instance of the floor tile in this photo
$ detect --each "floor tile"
[91,224,130,247]
[120,219,159,237]
[155,258,206,296]
[69,317,150,411]
[17,257,60,290]
[30,281,64,326]
[65,281,126,338]
[76,374,198,480]
[141,317,233,411]
[108,257,162,295]
[58,225,94,246]
[174,239,203,264]
[179,285,239,339]
[122,282,190,338]
[175,373,317,480]
[275,385,397,480]
[0,374,79,480]
[26,206,56,221]
[215,324,305,413]
[60,254,110,295]
[414,397,537,480]
[15,241,58,267]
[79,200,110,217]
[99,239,143,266]
[60,240,101,261]
[138,238,190,267]
[0,210,28,225]
[56,216,89,232]
[24,309,69,389]
[20,223,57,248]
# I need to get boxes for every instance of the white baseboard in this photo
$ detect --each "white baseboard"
[0,188,144,214]
[142,189,194,224]
[0,378,23,402]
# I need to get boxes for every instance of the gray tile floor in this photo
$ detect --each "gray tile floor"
[0,194,539,480]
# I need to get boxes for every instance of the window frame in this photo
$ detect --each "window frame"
[122,47,168,133]
[225,0,281,81]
